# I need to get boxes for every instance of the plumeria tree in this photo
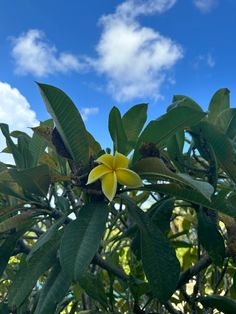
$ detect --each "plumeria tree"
[1,84,236,313]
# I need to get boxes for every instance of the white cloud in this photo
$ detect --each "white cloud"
[206,53,215,67]
[90,0,182,101]
[10,0,182,101]
[116,0,177,19]
[193,0,218,13]
[80,107,99,121]
[10,1,182,101]
[11,29,84,77]
[193,53,215,69]
[0,82,38,163]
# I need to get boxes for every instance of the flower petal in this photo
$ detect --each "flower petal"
[102,171,117,202]
[87,165,112,185]
[116,168,143,187]
[96,154,114,169]
[113,152,129,169]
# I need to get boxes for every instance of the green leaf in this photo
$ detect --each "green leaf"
[133,106,206,162]
[208,88,230,123]
[0,303,9,314]
[192,121,236,183]
[8,229,61,308]
[199,295,236,314]
[78,272,108,308]
[0,128,40,169]
[141,226,180,302]
[31,123,53,144]
[17,134,34,168]
[27,215,67,261]
[135,157,214,201]
[142,184,236,219]
[86,131,102,156]
[178,173,214,201]
[130,230,141,260]
[55,195,70,212]
[168,95,203,112]
[0,123,24,168]
[77,311,103,314]
[9,164,51,197]
[0,230,25,277]
[29,119,53,167]
[60,202,108,281]
[148,197,175,235]
[122,103,147,148]
[216,108,236,140]
[124,197,180,302]
[171,240,192,248]
[108,106,128,154]
[37,83,89,164]
[0,182,26,200]
[1,146,10,153]
[10,130,31,138]
[197,207,225,266]
[34,263,71,314]
[0,162,7,172]
[230,272,236,298]
[167,130,185,172]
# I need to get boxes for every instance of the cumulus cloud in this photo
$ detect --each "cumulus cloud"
[10,0,182,101]
[11,29,84,77]
[0,82,38,129]
[80,107,99,121]
[193,0,218,13]
[0,82,39,163]
[89,0,183,101]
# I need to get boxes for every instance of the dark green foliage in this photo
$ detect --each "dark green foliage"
[197,207,225,266]
[37,83,89,164]
[1,86,236,313]
[109,106,128,154]
[60,202,109,281]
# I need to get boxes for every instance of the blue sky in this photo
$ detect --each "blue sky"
[0,0,236,158]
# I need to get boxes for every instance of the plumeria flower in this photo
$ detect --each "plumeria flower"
[87,152,143,201]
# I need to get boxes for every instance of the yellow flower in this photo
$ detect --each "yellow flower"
[87,152,143,201]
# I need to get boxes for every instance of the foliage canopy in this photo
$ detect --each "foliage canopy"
[1,85,236,313]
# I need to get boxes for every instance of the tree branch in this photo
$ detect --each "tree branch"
[178,250,230,289]
[177,254,212,289]
[163,301,182,314]
[93,253,130,282]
